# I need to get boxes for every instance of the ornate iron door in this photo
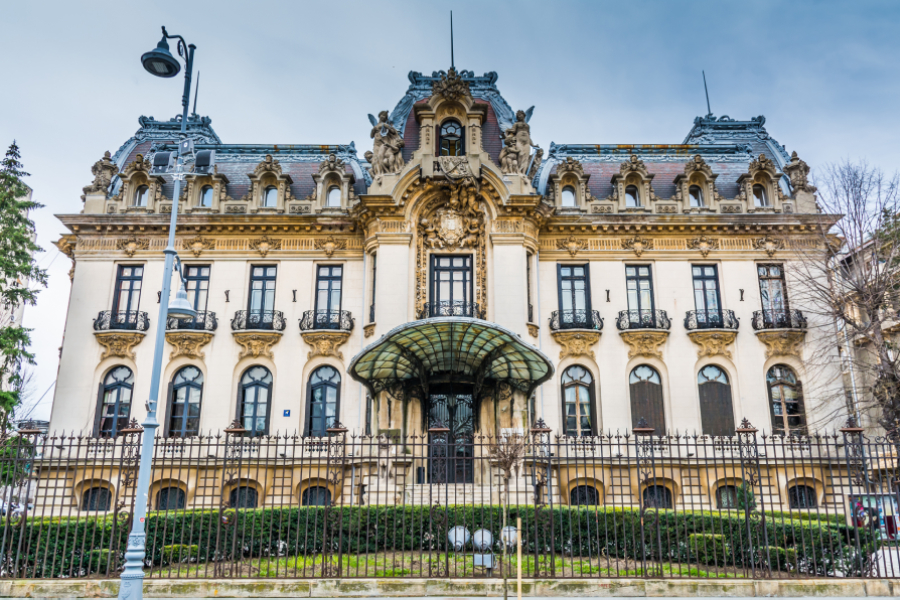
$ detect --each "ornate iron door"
[428,392,474,484]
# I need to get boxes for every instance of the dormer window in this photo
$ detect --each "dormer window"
[326,186,341,208]
[199,185,213,208]
[561,186,576,208]
[753,184,769,207]
[263,185,278,208]
[439,120,463,156]
[689,185,704,208]
[625,185,640,208]
[134,185,149,207]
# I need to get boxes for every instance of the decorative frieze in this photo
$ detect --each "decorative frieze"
[687,330,737,360]
[619,330,668,360]
[94,331,145,360]
[302,331,351,361]
[117,236,149,257]
[557,236,587,257]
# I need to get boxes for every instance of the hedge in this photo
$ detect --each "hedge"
[0,505,876,578]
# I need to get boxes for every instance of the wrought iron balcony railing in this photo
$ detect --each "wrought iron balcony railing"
[299,309,354,332]
[417,301,485,320]
[751,309,807,330]
[166,310,218,332]
[550,309,603,331]
[616,309,671,331]
[93,310,150,332]
[231,310,286,332]
[684,309,739,331]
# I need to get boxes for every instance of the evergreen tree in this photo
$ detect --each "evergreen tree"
[0,141,47,430]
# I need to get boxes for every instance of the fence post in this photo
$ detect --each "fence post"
[736,418,769,577]
[223,420,248,577]
[633,418,655,578]
[839,417,868,577]
[326,421,349,578]
[116,420,144,575]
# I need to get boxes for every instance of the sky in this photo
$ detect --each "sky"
[1,0,899,421]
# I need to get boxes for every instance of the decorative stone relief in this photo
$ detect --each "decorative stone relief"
[619,330,668,360]
[225,205,247,213]
[551,330,600,360]
[364,323,376,338]
[432,67,472,102]
[249,235,281,257]
[755,236,784,257]
[232,331,282,359]
[500,108,540,176]
[315,236,347,257]
[721,204,743,213]
[557,236,587,257]
[687,330,737,360]
[688,236,720,258]
[302,331,351,361]
[117,236,150,257]
[756,330,806,359]
[783,151,817,193]
[183,236,215,257]
[527,323,539,338]
[622,236,653,257]
[165,331,214,360]
[94,331,145,360]
[82,151,118,200]
[365,111,405,177]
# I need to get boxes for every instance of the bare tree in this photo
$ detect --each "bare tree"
[790,159,900,435]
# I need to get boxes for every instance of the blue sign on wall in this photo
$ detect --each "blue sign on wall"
[283,410,291,417]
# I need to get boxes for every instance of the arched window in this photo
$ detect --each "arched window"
[570,485,600,506]
[625,185,640,207]
[156,486,186,510]
[326,186,341,208]
[767,365,805,436]
[229,486,258,509]
[167,366,203,438]
[643,485,672,509]
[199,185,214,208]
[306,366,341,437]
[439,120,463,157]
[239,366,273,436]
[698,365,735,437]
[134,185,150,207]
[560,186,576,208]
[262,185,278,208]
[753,184,768,207]
[788,485,817,509]
[716,485,738,509]
[301,486,332,506]
[82,487,111,512]
[689,185,704,208]
[561,365,594,436]
[95,366,134,438]
[629,365,665,433]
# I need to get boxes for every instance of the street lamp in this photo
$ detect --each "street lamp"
[118,26,197,600]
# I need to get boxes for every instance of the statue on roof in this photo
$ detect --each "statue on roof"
[500,108,540,176]
[365,111,405,177]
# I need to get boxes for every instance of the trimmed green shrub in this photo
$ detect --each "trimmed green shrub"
[160,544,200,566]
[689,533,729,566]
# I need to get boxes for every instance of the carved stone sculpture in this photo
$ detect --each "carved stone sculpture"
[365,111,405,177]
[783,151,817,193]
[687,330,737,360]
[250,235,281,257]
[315,236,347,257]
[301,331,351,361]
[500,109,540,176]
[755,236,784,257]
[117,236,150,257]
[94,331,146,360]
[377,435,394,481]
[165,331,214,360]
[622,236,652,257]
[183,236,215,257]
[318,153,346,174]
[82,151,119,199]
[756,330,806,359]
[233,331,282,359]
[619,330,669,360]
[551,330,601,360]
[688,236,719,258]
[431,67,471,102]
[557,236,587,257]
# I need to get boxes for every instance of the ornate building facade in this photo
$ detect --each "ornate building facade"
[51,68,843,451]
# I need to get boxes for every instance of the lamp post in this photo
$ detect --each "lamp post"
[118,27,197,600]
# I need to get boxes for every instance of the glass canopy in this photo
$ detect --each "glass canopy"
[348,318,554,395]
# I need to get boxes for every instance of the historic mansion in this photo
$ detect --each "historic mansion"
[50,68,842,450]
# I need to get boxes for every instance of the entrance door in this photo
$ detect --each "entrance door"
[430,255,473,317]
[427,391,474,484]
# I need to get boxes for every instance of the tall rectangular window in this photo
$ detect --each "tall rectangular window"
[430,255,473,316]
[184,265,210,313]
[369,255,377,324]
[758,264,787,325]
[557,264,590,326]
[113,265,144,316]
[692,265,721,326]
[315,265,343,327]
[248,266,277,316]
[527,253,534,323]
[625,265,654,325]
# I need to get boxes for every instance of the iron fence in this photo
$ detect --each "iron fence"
[1,420,898,580]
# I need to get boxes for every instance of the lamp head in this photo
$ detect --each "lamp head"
[142,35,181,78]
[168,281,197,320]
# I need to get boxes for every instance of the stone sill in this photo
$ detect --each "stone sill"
[4,577,894,597]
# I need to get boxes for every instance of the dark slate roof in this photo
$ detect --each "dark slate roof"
[535,114,793,198]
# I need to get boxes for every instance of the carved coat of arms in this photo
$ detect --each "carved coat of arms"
[437,208,464,246]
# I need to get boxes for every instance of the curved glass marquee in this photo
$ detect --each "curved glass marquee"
[348,318,554,395]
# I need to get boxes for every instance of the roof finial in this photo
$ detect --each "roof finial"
[702,70,712,117]
[450,11,455,70]
[191,71,200,118]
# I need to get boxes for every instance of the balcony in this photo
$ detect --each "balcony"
[751,309,807,360]
[92,310,150,361]
[616,309,671,331]
[684,309,739,331]
[165,311,217,360]
[684,310,739,360]
[299,309,354,332]
[416,301,485,320]
[550,309,603,332]
[231,310,286,360]
[616,309,670,361]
